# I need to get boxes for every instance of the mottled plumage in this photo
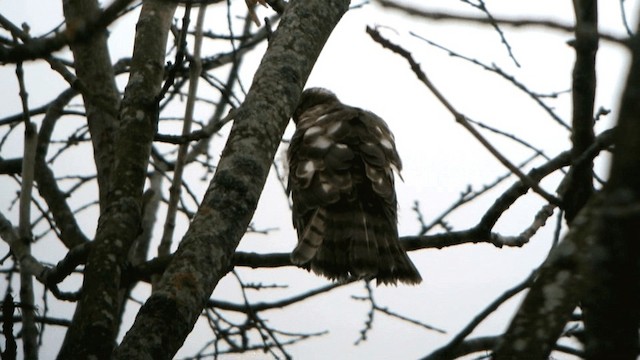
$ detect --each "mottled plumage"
[287,88,422,285]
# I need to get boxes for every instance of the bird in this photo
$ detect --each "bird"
[286,87,422,285]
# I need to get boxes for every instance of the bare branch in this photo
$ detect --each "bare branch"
[114,0,351,357]
[208,281,353,312]
[353,282,444,346]
[410,32,571,130]
[158,5,204,258]
[563,0,597,223]
[0,212,47,282]
[15,56,39,360]
[377,0,629,45]
[58,0,179,357]
[33,89,89,249]
[63,0,122,211]
[0,0,135,62]
[366,25,562,206]
[424,271,536,359]
[619,0,634,36]
[493,194,604,357]
[459,0,520,67]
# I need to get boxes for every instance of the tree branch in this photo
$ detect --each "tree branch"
[16,57,39,360]
[376,0,629,45]
[492,194,600,358]
[366,25,562,206]
[158,5,204,259]
[0,0,135,63]
[581,7,640,356]
[57,0,178,358]
[63,0,121,212]
[114,0,350,358]
[34,88,89,249]
[563,0,597,223]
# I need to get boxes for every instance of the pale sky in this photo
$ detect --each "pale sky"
[0,1,637,359]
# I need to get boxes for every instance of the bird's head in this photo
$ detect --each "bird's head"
[293,87,340,124]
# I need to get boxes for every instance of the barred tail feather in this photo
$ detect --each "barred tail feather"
[349,203,380,277]
[311,204,352,281]
[376,239,422,285]
[291,208,326,265]
[356,205,422,285]
[306,201,422,285]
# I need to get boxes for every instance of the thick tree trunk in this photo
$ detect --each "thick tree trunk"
[581,8,640,357]
[494,6,640,359]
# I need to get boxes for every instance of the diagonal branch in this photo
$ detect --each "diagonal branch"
[0,0,135,63]
[113,0,350,358]
[492,194,601,358]
[423,271,536,359]
[376,0,628,45]
[459,0,520,67]
[158,5,202,259]
[35,89,89,249]
[366,26,561,206]
[409,32,571,130]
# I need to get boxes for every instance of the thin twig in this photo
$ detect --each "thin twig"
[619,0,634,36]
[366,26,561,206]
[158,3,203,259]
[423,271,537,359]
[411,31,571,130]
[417,153,542,236]
[376,0,629,46]
[459,0,520,67]
[0,0,136,62]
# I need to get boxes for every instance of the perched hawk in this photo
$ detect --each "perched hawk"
[287,88,422,285]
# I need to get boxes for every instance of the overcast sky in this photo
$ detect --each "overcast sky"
[0,1,638,359]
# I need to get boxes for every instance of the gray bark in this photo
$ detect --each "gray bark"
[113,0,350,358]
